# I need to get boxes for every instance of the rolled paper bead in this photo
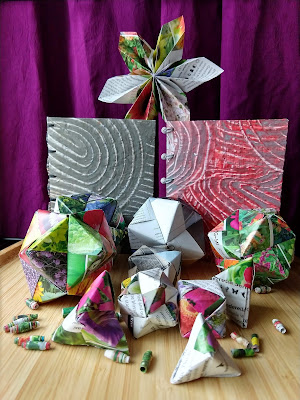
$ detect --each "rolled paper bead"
[140,351,153,373]
[13,314,38,321]
[9,321,40,334]
[14,335,45,346]
[25,298,39,310]
[231,348,255,358]
[251,334,259,352]
[62,307,75,318]
[254,286,271,294]
[230,332,250,348]
[104,350,130,364]
[115,312,122,322]
[4,316,37,331]
[272,319,286,334]
[22,341,51,350]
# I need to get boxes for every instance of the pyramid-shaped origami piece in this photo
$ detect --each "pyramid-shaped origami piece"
[208,209,296,286]
[19,207,116,303]
[171,313,240,384]
[55,193,127,246]
[52,270,129,354]
[118,268,178,338]
[128,198,205,261]
[212,260,253,328]
[98,16,223,121]
[128,245,181,285]
[178,280,226,338]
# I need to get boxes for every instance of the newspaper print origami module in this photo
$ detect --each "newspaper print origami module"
[170,313,240,384]
[128,197,205,261]
[208,209,296,287]
[164,119,289,231]
[128,245,181,285]
[98,16,223,120]
[118,268,178,339]
[19,206,116,303]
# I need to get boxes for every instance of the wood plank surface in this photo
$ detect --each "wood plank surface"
[0,249,299,400]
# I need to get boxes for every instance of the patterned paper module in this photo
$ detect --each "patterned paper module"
[164,119,288,230]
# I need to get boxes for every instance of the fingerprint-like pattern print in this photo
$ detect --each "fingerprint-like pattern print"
[47,118,156,216]
[165,119,288,230]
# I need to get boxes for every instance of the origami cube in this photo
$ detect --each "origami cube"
[128,245,181,285]
[208,209,296,286]
[178,280,226,338]
[52,270,129,354]
[128,197,205,261]
[55,193,127,246]
[170,314,240,384]
[118,268,178,338]
[19,207,116,303]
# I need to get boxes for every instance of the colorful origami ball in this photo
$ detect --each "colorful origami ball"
[170,313,240,384]
[19,207,116,303]
[118,268,178,338]
[128,197,205,261]
[55,193,127,246]
[178,280,226,338]
[208,209,296,286]
[128,245,181,285]
[52,270,129,354]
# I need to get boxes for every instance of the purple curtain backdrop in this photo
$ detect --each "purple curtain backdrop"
[0,0,299,252]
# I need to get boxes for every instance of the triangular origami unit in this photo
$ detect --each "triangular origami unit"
[128,197,205,261]
[55,193,127,246]
[128,245,181,285]
[212,260,253,328]
[98,16,223,121]
[52,270,129,354]
[208,209,296,286]
[19,206,116,303]
[178,280,226,338]
[170,314,241,384]
[118,268,178,338]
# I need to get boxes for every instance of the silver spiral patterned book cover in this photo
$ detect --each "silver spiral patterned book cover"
[47,117,156,217]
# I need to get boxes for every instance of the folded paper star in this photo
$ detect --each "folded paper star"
[128,197,205,261]
[170,313,240,384]
[98,16,223,121]
[19,206,116,303]
[178,280,226,338]
[52,270,129,354]
[128,245,181,285]
[118,268,178,338]
[208,209,296,286]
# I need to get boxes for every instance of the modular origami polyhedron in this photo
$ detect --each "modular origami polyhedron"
[118,268,178,338]
[178,280,226,339]
[208,209,296,286]
[128,245,181,285]
[52,270,129,354]
[128,197,205,261]
[19,205,116,303]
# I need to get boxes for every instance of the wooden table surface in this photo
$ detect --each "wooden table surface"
[0,242,299,400]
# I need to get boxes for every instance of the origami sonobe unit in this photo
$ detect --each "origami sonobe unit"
[178,280,226,339]
[19,200,117,303]
[128,197,205,261]
[208,209,296,286]
[128,245,181,285]
[118,268,178,338]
